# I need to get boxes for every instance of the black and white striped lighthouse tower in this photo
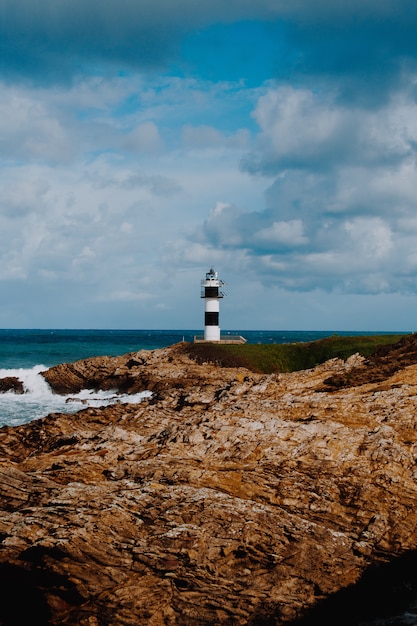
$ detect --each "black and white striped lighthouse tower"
[201,268,225,341]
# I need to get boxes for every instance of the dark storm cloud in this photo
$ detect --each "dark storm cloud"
[3,0,417,87]
[284,15,417,105]
[0,0,185,82]
[0,0,272,82]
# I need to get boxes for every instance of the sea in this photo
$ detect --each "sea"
[0,328,404,428]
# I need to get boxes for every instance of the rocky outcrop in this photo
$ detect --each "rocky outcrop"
[0,376,24,394]
[41,345,212,398]
[2,340,417,624]
[320,333,417,390]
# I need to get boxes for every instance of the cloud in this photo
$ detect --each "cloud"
[0,69,259,325]
[182,125,250,149]
[88,167,182,197]
[253,220,307,248]
[3,1,417,329]
[3,0,417,88]
[246,2,417,105]
[0,87,76,163]
[120,122,164,154]
[0,0,271,82]
[0,1,180,82]
[0,73,254,169]
[179,124,417,296]
[344,217,393,260]
[241,85,417,175]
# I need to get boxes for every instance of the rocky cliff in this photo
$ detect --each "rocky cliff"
[2,339,417,625]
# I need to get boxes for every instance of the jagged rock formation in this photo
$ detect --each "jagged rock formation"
[0,376,24,394]
[2,339,417,625]
[320,333,417,390]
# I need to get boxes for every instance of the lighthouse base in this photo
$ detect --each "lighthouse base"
[204,327,220,342]
[193,335,247,344]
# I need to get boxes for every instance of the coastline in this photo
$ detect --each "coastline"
[1,336,417,623]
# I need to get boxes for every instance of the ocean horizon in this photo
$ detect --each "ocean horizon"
[0,328,408,369]
[0,328,407,428]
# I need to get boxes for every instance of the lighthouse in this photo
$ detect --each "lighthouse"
[201,268,225,341]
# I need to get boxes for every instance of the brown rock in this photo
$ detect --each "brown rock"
[2,341,417,624]
[320,333,417,390]
[0,376,24,394]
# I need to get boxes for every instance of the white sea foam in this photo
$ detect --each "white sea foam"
[0,365,152,427]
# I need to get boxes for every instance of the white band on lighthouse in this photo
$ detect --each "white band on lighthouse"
[201,268,225,341]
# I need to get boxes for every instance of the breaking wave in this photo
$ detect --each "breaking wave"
[0,365,152,428]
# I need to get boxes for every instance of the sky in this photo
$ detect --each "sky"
[2,0,417,331]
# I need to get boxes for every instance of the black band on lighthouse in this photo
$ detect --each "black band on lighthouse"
[205,312,219,326]
[204,286,219,297]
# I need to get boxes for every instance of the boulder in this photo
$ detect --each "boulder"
[0,376,24,394]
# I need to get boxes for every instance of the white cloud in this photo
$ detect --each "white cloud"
[121,122,164,153]
[0,71,262,328]
[243,84,417,175]
[344,217,392,260]
[254,219,307,247]
[0,88,76,163]
[253,86,345,158]
[182,125,250,149]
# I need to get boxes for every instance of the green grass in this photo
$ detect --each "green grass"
[184,334,407,374]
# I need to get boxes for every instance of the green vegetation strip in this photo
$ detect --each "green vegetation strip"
[184,334,407,374]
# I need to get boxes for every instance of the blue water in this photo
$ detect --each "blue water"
[0,328,404,369]
[0,329,405,428]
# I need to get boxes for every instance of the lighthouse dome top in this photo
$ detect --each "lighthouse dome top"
[206,267,218,279]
